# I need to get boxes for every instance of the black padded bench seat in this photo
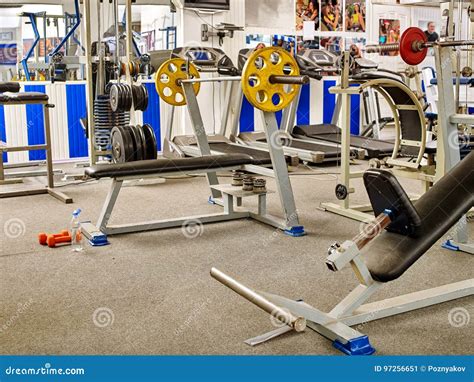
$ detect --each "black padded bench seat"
[0,82,21,93]
[293,123,394,158]
[0,92,49,103]
[362,152,474,282]
[86,154,255,179]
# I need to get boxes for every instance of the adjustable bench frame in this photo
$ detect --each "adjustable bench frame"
[0,97,72,203]
[82,162,299,241]
[211,210,474,355]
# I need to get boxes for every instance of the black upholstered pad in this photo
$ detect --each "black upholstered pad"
[363,152,474,282]
[293,124,394,158]
[208,143,273,165]
[0,92,49,103]
[0,82,20,93]
[364,169,422,236]
[85,154,254,179]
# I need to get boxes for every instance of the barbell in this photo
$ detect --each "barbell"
[155,47,309,113]
[366,26,474,66]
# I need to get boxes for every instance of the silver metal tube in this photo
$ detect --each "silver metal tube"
[180,77,241,84]
[210,268,306,332]
[269,74,309,85]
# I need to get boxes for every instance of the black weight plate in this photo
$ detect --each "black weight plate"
[122,84,132,111]
[141,123,158,160]
[126,84,134,110]
[132,85,139,110]
[128,124,143,161]
[142,85,148,111]
[111,125,135,163]
[135,124,147,160]
[335,184,348,200]
[109,84,120,112]
[139,85,146,111]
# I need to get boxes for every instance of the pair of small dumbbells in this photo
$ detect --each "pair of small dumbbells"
[232,171,267,193]
[38,230,71,248]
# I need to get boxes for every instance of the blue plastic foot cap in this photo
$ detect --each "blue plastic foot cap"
[284,226,306,237]
[208,196,217,205]
[442,240,460,252]
[89,234,109,247]
[333,335,376,355]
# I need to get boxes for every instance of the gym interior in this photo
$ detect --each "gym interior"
[0,0,473,360]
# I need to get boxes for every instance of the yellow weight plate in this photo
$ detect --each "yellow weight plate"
[241,47,300,113]
[155,58,201,106]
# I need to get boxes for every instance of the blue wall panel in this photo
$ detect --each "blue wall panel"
[0,104,6,163]
[143,82,161,150]
[350,91,360,135]
[275,110,282,128]
[323,80,336,124]
[296,84,310,125]
[66,84,88,158]
[239,97,254,133]
[24,84,46,161]
[323,81,360,135]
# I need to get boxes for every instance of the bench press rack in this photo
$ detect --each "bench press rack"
[82,47,309,243]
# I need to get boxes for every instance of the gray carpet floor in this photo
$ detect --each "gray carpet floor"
[1,161,473,355]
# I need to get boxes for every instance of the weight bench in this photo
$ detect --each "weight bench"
[82,154,304,245]
[0,82,72,203]
[212,151,474,355]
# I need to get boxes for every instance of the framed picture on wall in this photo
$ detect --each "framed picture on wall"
[296,0,320,31]
[345,0,366,32]
[378,19,400,56]
[321,0,342,32]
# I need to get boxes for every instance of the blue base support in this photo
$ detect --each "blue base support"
[442,240,460,252]
[88,234,109,247]
[333,336,376,356]
[284,226,306,237]
[208,196,217,205]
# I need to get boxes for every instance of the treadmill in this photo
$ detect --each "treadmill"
[233,48,379,163]
[292,49,398,159]
[162,47,293,166]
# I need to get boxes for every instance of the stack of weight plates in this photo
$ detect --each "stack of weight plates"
[93,95,130,152]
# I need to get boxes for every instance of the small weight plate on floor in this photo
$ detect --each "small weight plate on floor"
[128,124,144,161]
[335,184,348,200]
[111,125,135,163]
[141,123,158,160]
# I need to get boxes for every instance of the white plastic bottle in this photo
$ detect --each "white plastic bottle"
[70,209,84,252]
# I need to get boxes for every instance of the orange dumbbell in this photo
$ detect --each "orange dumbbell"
[38,230,71,248]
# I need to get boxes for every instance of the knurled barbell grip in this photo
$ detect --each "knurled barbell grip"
[365,43,400,54]
[268,75,310,85]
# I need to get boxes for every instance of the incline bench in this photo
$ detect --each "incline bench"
[0,82,72,203]
[211,151,474,355]
[81,153,304,245]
